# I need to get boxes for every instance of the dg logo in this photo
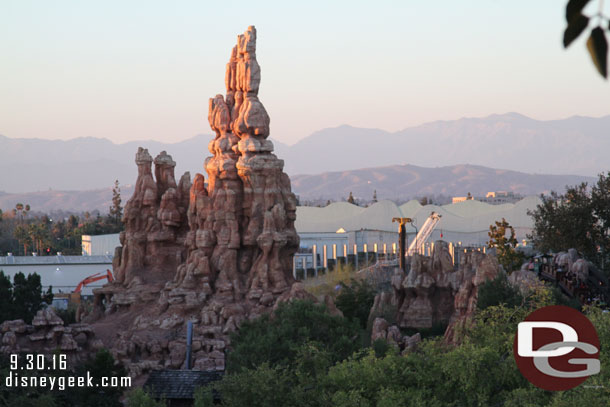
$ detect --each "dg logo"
[513,305,601,391]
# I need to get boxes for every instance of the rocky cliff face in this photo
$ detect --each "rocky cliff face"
[369,241,501,344]
[167,25,299,310]
[87,26,300,377]
[93,148,190,317]
[1,308,103,365]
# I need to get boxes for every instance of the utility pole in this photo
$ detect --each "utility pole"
[392,217,412,272]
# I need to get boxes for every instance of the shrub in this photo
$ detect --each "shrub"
[335,279,376,329]
[126,388,165,407]
[477,272,523,310]
[302,262,356,297]
[226,300,361,373]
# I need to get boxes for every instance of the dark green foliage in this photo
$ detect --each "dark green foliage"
[487,218,525,272]
[477,272,523,310]
[204,284,610,406]
[61,349,127,407]
[550,285,582,310]
[402,321,448,340]
[226,300,361,373]
[335,279,376,329]
[0,206,124,256]
[564,14,589,47]
[587,26,608,78]
[528,172,610,275]
[125,388,165,407]
[1,349,128,407]
[0,271,53,324]
[12,272,53,323]
[108,180,123,227]
[0,271,14,322]
[563,0,610,79]
[54,303,78,325]
[372,338,391,357]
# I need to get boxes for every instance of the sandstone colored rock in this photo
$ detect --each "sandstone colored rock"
[444,251,502,344]
[110,148,190,291]
[369,241,501,344]
[81,27,304,380]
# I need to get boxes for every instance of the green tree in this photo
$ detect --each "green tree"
[347,192,355,204]
[29,222,50,255]
[592,171,610,270]
[109,179,123,226]
[0,271,13,322]
[14,224,31,255]
[476,272,523,310]
[126,389,165,407]
[487,218,525,272]
[335,279,376,329]
[62,349,128,407]
[11,272,53,323]
[528,172,610,273]
[226,300,361,373]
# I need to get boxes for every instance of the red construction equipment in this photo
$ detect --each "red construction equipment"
[74,269,114,293]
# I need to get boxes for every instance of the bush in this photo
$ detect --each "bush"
[226,300,361,373]
[126,388,165,407]
[335,279,376,329]
[55,303,78,325]
[302,262,356,297]
[61,349,128,407]
[477,272,523,310]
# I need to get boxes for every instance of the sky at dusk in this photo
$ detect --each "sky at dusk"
[1,0,609,145]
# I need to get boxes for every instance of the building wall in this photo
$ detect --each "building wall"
[82,234,120,256]
[0,263,112,295]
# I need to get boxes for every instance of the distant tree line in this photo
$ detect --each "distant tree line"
[0,181,124,256]
[0,271,53,324]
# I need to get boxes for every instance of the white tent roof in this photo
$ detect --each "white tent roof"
[295,196,542,234]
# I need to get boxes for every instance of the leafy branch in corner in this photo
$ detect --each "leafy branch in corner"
[564,0,609,78]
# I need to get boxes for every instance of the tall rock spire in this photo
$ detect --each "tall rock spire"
[171,25,299,307]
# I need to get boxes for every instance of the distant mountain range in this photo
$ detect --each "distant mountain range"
[0,163,596,213]
[276,112,610,177]
[0,112,607,201]
[290,164,596,201]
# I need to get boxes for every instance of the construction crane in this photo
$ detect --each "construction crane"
[407,212,442,256]
[74,269,114,293]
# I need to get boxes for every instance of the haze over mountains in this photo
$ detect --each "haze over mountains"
[0,113,606,211]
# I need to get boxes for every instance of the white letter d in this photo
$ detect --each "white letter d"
[518,322,578,357]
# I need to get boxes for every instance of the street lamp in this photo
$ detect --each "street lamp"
[392,217,412,272]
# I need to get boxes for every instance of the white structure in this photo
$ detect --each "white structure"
[82,233,120,256]
[294,197,541,269]
[0,254,113,295]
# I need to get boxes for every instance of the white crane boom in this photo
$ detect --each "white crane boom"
[407,212,442,256]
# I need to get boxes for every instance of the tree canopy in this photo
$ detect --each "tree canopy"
[528,171,610,274]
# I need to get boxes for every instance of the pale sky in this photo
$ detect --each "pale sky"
[1,0,608,145]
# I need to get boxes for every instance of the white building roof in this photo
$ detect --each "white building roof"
[295,196,542,235]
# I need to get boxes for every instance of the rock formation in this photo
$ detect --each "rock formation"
[368,241,501,344]
[370,317,421,353]
[443,250,502,343]
[91,149,190,316]
[87,26,300,377]
[167,25,298,305]
[1,308,102,365]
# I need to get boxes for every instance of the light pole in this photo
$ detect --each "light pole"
[392,217,412,272]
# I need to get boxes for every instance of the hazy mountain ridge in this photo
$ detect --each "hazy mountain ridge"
[0,163,595,213]
[0,113,607,194]
[279,113,610,176]
[290,163,597,201]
